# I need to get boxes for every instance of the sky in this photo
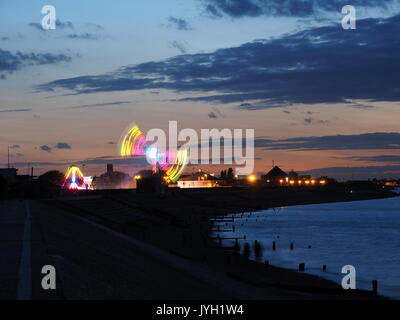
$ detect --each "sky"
[1,0,400,180]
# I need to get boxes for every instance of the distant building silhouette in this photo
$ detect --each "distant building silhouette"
[263,166,329,187]
[107,164,114,175]
[0,168,18,183]
[263,166,288,186]
[177,169,220,188]
[93,164,130,189]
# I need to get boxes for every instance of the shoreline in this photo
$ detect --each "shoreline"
[193,188,397,299]
[13,186,397,299]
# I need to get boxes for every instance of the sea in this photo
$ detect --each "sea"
[213,188,400,299]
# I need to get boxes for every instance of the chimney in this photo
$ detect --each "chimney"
[107,164,114,175]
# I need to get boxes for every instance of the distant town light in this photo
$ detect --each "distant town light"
[320,180,326,185]
[289,180,295,185]
[134,175,142,180]
[248,175,257,182]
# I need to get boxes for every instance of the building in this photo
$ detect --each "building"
[263,166,288,186]
[263,166,328,187]
[0,168,18,183]
[177,169,220,189]
[381,179,399,187]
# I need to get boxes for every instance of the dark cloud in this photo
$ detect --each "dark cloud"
[170,41,187,54]
[300,165,400,180]
[0,33,23,41]
[57,20,74,29]
[303,117,329,125]
[0,48,73,78]
[85,23,104,30]
[65,33,100,40]
[347,155,400,163]
[0,108,31,113]
[28,22,44,31]
[167,16,193,31]
[68,101,131,109]
[347,101,377,110]
[200,0,397,18]
[54,142,71,150]
[29,20,74,31]
[107,141,116,145]
[10,145,20,149]
[37,15,400,108]
[40,145,52,152]
[255,132,400,151]
[238,101,291,110]
[208,111,217,118]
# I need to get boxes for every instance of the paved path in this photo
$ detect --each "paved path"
[0,200,287,299]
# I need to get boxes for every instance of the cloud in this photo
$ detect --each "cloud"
[346,155,400,163]
[54,142,71,150]
[0,108,31,113]
[56,20,74,29]
[170,41,187,54]
[300,165,400,180]
[40,145,52,152]
[303,117,329,125]
[238,101,292,110]
[207,107,226,118]
[85,23,104,30]
[65,33,100,40]
[167,16,193,31]
[2,156,148,169]
[37,15,400,108]
[347,100,377,110]
[200,0,399,18]
[29,20,74,31]
[0,48,73,78]
[0,33,24,41]
[68,101,131,109]
[208,111,217,118]
[255,132,400,151]
[10,145,20,149]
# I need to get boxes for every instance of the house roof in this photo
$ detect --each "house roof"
[265,166,287,178]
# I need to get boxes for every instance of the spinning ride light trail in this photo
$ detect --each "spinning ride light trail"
[63,165,94,190]
[119,122,189,183]
[120,122,148,157]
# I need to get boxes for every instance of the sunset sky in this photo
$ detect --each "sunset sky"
[1,0,400,180]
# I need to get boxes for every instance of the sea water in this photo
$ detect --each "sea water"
[213,190,400,299]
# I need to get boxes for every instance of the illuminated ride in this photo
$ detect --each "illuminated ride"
[119,122,189,183]
[63,165,94,190]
